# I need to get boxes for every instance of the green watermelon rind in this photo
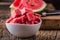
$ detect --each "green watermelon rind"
[33,2,47,13]
[35,4,47,15]
[9,4,15,9]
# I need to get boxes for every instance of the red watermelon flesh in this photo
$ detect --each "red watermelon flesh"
[12,0,22,7]
[17,15,25,24]
[34,21,39,24]
[18,4,24,10]
[26,12,35,21]
[26,21,35,24]
[11,9,22,18]
[35,16,40,22]
[7,8,41,24]
[10,15,25,24]
[10,18,17,23]
[6,18,14,23]
[23,0,43,10]
[23,16,28,24]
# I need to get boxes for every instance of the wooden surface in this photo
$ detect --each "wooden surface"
[42,15,60,20]
[0,2,11,5]
[0,28,60,40]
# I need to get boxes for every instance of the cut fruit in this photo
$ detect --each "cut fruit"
[6,18,14,23]
[33,2,47,12]
[10,18,17,23]
[26,12,35,21]
[10,0,23,8]
[23,0,47,12]
[16,15,25,24]
[6,8,41,24]
[11,9,22,18]
[34,21,39,24]
[35,16,40,22]
[10,0,47,13]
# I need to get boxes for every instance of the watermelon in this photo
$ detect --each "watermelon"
[11,9,22,18]
[7,8,41,24]
[10,18,17,23]
[10,0,23,8]
[26,21,34,24]
[26,12,35,21]
[34,21,39,24]
[10,15,25,24]
[10,0,47,13]
[6,18,14,23]
[16,15,25,24]
[23,0,47,12]
[35,15,40,22]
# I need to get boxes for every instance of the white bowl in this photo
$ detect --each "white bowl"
[5,20,42,37]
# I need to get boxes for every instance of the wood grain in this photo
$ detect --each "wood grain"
[0,2,11,5]
[42,15,60,20]
[0,29,58,40]
[56,31,60,40]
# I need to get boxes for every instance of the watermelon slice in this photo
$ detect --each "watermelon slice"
[23,0,47,12]
[10,0,23,9]
[10,0,47,13]
[23,0,46,12]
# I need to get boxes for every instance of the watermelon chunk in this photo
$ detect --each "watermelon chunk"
[35,16,40,22]
[34,21,39,24]
[10,15,25,24]
[23,16,28,24]
[18,4,24,10]
[6,18,14,23]
[26,12,35,21]
[7,6,41,24]
[10,18,17,23]
[11,9,22,18]
[16,15,25,24]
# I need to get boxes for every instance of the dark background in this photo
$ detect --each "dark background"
[0,0,14,2]
[44,0,60,10]
[0,0,60,10]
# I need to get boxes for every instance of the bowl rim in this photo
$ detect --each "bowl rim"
[5,19,42,25]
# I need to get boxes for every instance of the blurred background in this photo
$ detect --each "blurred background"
[0,0,60,40]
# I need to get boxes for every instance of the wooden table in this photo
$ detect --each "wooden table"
[0,29,60,40]
[0,2,11,5]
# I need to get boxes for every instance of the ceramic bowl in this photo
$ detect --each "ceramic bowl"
[5,20,42,37]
